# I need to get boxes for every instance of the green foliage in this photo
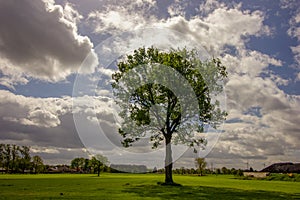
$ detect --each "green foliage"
[32,155,44,174]
[0,144,37,173]
[215,168,221,174]
[195,158,207,176]
[221,166,231,174]
[236,169,244,176]
[237,173,300,182]
[112,47,227,150]
[112,47,227,184]
[111,47,227,184]
[265,173,300,182]
[89,154,109,176]
[71,157,86,171]
[36,157,45,172]
[18,146,31,173]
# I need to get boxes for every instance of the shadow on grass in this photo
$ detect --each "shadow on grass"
[123,184,300,200]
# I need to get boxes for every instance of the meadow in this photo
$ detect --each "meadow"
[0,173,300,199]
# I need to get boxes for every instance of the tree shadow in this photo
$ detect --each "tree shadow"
[123,184,300,200]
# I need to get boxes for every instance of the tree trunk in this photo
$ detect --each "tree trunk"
[97,165,100,177]
[6,161,9,173]
[164,136,173,184]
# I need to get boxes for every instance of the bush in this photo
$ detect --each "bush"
[265,173,300,182]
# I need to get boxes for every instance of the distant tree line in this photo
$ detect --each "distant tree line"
[155,158,244,176]
[0,144,44,174]
[168,167,244,176]
[110,164,147,173]
[70,156,148,175]
[70,158,244,176]
[0,144,244,176]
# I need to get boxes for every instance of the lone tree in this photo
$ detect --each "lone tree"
[89,154,109,177]
[195,157,207,176]
[112,47,227,185]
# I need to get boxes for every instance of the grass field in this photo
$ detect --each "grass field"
[0,173,300,199]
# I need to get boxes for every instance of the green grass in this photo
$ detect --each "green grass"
[0,173,300,199]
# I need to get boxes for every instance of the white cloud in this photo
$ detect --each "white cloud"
[287,4,300,66]
[221,72,300,164]
[83,1,300,167]
[0,59,29,90]
[87,0,157,34]
[167,1,186,17]
[31,146,60,154]
[0,90,71,128]
[0,89,123,153]
[91,2,270,56]
[280,0,300,10]
[294,13,300,24]
[288,25,300,41]
[89,10,147,33]
[0,0,98,87]
[123,0,157,8]
[0,0,298,167]
[222,49,282,77]
[296,72,300,82]
[290,45,300,66]
[22,109,60,128]
[198,0,226,15]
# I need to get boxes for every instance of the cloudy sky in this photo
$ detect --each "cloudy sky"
[0,0,299,170]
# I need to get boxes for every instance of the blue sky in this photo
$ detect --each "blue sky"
[0,0,299,170]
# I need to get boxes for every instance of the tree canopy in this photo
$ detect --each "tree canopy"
[89,154,109,177]
[0,144,44,173]
[195,157,207,176]
[112,47,227,184]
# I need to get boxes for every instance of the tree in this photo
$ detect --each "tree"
[32,155,44,174]
[236,169,244,176]
[112,47,227,185]
[221,166,229,174]
[89,155,109,177]
[83,158,91,173]
[0,144,5,172]
[71,157,85,172]
[230,168,237,175]
[19,146,31,173]
[195,157,207,176]
[3,144,12,173]
[0,144,42,174]
[10,144,19,173]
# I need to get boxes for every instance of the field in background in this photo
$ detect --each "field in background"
[0,173,300,199]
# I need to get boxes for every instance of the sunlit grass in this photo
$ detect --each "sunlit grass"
[0,173,299,199]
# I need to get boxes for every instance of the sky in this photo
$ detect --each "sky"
[0,0,299,170]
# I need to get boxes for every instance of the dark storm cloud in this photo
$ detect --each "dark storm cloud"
[0,0,97,81]
[0,113,83,148]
